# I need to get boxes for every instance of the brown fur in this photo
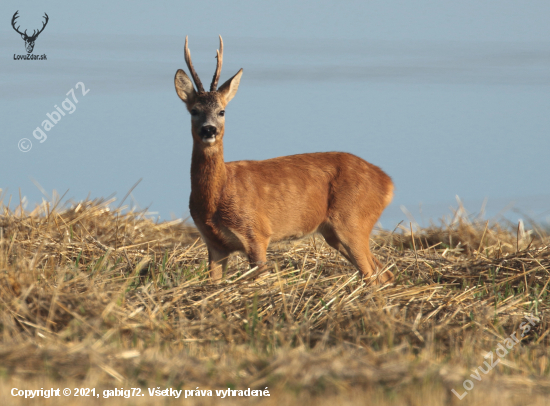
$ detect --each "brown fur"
[175,37,394,284]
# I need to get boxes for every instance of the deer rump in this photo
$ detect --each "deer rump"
[191,151,393,253]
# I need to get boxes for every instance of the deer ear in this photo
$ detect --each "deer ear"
[174,69,196,104]
[218,69,243,104]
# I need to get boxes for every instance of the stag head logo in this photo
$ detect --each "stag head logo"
[11,11,49,54]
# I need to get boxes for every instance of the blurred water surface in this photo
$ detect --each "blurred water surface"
[1,1,549,228]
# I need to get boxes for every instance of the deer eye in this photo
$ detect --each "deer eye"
[190,109,198,116]
[218,110,225,117]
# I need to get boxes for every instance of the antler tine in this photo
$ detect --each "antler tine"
[210,35,224,91]
[36,13,49,36]
[11,11,18,25]
[184,36,205,94]
[11,11,24,36]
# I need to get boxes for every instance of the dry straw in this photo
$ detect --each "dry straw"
[0,193,549,404]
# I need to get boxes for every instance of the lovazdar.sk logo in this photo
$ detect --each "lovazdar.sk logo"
[11,11,48,60]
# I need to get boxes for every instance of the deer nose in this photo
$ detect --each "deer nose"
[200,125,217,137]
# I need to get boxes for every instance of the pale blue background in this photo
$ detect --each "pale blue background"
[1,1,549,228]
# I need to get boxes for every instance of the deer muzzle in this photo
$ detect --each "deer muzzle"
[200,125,217,144]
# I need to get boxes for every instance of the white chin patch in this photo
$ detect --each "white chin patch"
[202,137,216,144]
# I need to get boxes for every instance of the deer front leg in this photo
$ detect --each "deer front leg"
[208,247,229,282]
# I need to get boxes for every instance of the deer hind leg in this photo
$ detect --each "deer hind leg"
[320,226,374,280]
[320,226,355,265]
[361,212,394,284]
[326,220,394,285]
[359,243,394,284]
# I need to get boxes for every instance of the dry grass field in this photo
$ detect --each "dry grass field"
[1,194,549,405]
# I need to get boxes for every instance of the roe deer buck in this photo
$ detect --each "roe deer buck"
[174,36,394,284]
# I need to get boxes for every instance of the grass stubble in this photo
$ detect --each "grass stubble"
[0,193,549,405]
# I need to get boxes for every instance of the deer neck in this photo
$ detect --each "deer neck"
[190,141,227,217]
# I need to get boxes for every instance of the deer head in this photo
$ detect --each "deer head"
[12,11,49,54]
[174,36,243,148]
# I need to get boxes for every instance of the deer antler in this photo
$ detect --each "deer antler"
[11,11,25,37]
[11,11,49,39]
[184,36,205,94]
[210,36,224,91]
[32,13,49,39]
